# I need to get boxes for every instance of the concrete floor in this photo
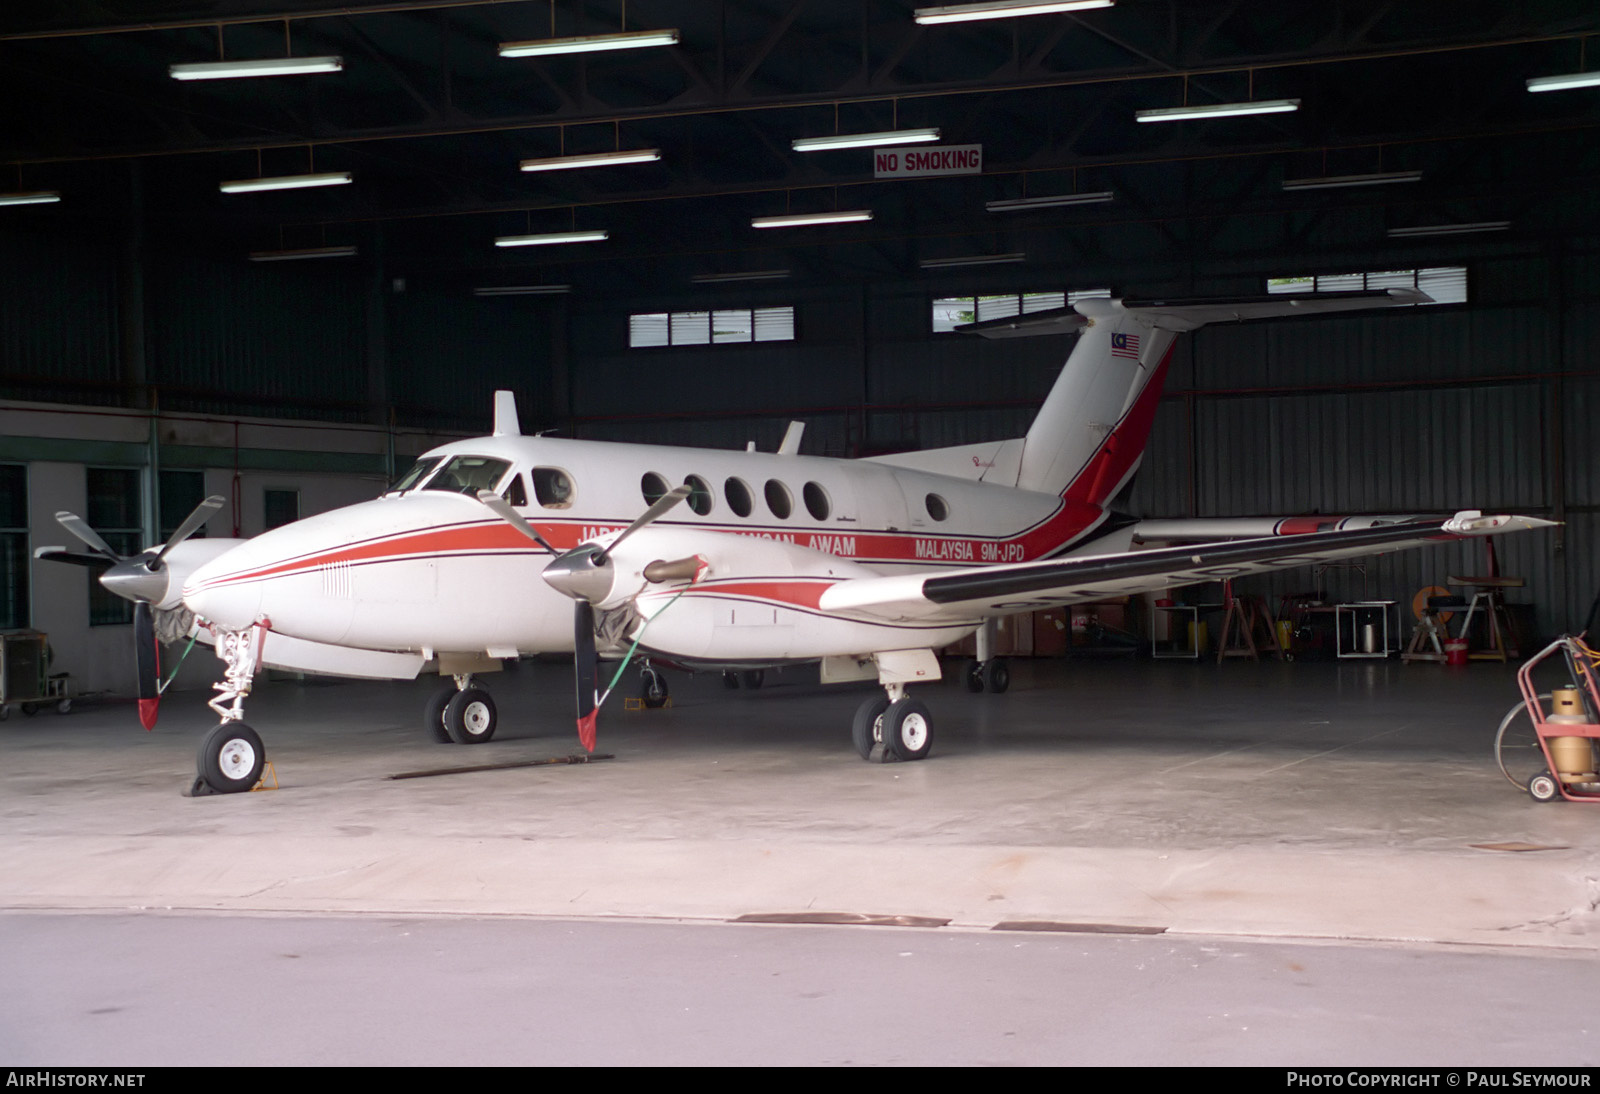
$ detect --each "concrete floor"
[2,654,1597,947]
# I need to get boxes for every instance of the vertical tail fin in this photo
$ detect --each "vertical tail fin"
[1015,299,1176,504]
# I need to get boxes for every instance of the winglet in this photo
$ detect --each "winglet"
[492,390,522,437]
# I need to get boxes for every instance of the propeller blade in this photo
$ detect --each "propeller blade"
[54,511,121,561]
[573,599,598,752]
[474,490,557,553]
[152,494,225,567]
[600,485,692,562]
[33,547,116,570]
[133,602,160,730]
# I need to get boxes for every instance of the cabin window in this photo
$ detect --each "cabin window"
[724,477,753,518]
[765,480,793,519]
[641,472,670,505]
[502,473,528,508]
[803,481,831,521]
[388,457,440,494]
[532,467,575,509]
[422,456,512,496]
[684,475,714,516]
[925,494,949,522]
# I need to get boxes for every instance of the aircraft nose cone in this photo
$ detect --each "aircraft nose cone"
[182,559,262,631]
[99,557,169,605]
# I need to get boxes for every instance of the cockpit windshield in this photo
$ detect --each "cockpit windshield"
[420,455,513,496]
[386,457,441,495]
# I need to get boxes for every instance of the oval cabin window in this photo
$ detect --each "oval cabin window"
[684,475,714,516]
[925,493,949,522]
[803,481,831,521]
[765,480,793,519]
[724,477,754,518]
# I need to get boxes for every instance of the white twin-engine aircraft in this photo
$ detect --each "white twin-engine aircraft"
[52,290,1552,793]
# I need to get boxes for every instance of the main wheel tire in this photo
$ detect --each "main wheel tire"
[444,687,497,744]
[424,685,455,744]
[965,660,985,693]
[851,696,890,761]
[197,723,265,794]
[641,669,669,709]
[1529,771,1562,803]
[984,659,1011,694]
[882,697,933,762]
[1494,695,1552,791]
[741,669,765,690]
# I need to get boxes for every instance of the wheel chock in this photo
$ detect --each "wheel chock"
[623,697,672,711]
[249,761,279,792]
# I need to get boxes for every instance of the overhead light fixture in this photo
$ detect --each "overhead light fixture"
[986,190,1113,211]
[494,230,609,247]
[1136,98,1300,123]
[499,29,680,58]
[751,210,873,229]
[248,245,358,262]
[1387,221,1510,238]
[220,171,352,194]
[920,253,1027,269]
[792,128,940,152]
[691,270,792,284]
[519,149,661,172]
[171,56,343,81]
[914,0,1113,25]
[0,190,61,206]
[1283,170,1422,191]
[473,285,572,296]
[1526,70,1600,93]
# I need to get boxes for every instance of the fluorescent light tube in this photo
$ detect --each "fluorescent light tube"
[249,245,357,262]
[1526,70,1600,93]
[986,190,1113,211]
[1283,171,1422,191]
[792,128,940,152]
[220,171,352,194]
[519,149,661,172]
[691,270,792,284]
[915,0,1113,24]
[1387,221,1510,238]
[171,56,342,80]
[494,230,609,247]
[473,285,572,296]
[920,253,1027,269]
[499,29,679,58]
[0,190,61,206]
[751,210,873,228]
[1136,98,1300,123]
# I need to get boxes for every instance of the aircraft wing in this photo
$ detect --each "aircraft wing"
[817,512,1554,624]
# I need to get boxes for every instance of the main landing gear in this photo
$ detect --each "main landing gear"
[424,675,498,744]
[965,657,1010,694]
[851,683,935,764]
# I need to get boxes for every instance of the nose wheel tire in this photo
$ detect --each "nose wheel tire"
[197,723,266,794]
[444,687,497,744]
[424,685,455,744]
[883,697,933,762]
[851,696,889,761]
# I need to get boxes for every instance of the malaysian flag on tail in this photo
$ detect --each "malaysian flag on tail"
[1110,332,1141,359]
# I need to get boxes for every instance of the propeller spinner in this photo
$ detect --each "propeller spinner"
[475,485,696,751]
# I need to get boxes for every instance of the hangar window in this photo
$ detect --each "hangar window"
[86,467,142,626]
[932,289,1110,332]
[765,480,793,519]
[641,472,670,505]
[683,475,714,516]
[422,456,511,496]
[1267,267,1466,305]
[629,307,795,347]
[803,481,831,522]
[532,467,575,509]
[724,477,754,518]
[159,470,207,542]
[0,464,27,630]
